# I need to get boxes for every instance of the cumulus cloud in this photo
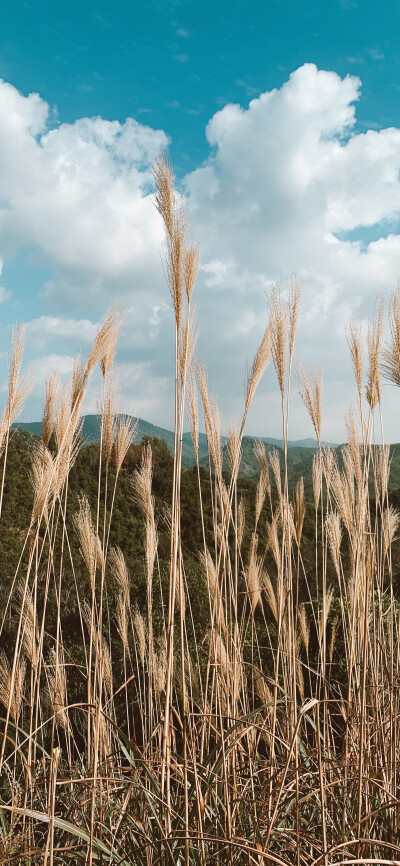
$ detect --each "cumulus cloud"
[184,64,400,439]
[1,67,400,439]
[0,78,167,309]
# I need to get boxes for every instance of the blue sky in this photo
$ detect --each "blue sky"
[0,0,399,439]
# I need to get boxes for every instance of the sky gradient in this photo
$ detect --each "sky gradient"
[0,0,399,440]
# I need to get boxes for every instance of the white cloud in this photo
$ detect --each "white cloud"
[1,67,400,439]
[184,64,400,439]
[0,79,167,309]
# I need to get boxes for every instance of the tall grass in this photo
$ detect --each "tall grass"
[0,157,400,864]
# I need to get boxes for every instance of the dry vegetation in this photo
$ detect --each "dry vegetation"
[0,157,400,864]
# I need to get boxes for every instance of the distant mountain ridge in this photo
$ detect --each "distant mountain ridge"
[11,415,400,494]
[11,414,334,455]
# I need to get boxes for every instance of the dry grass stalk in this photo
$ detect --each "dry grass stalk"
[186,372,199,460]
[312,451,323,510]
[237,496,246,549]
[382,506,400,558]
[227,423,241,477]
[153,156,186,330]
[262,572,278,622]
[244,322,272,419]
[346,319,364,401]
[366,300,384,410]
[87,306,124,379]
[42,372,60,447]
[47,648,69,730]
[114,415,138,474]
[294,477,305,545]
[184,244,200,303]
[298,604,310,657]
[0,652,25,722]
[326,511,342,578]
[132,607,147,665]
[245,533,263,614]
[109,547,130,606]
[18,584,39,669]
[298,360,322,443]
[268,285,288,396]
[269,448,282,502]
[382,283,400,386]
[29,441,55,525]
[100,369,118,464]
[74,496,103,586]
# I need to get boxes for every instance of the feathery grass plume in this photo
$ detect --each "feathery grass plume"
[346,319,364,401]
[262,572,278,622]
[153,155,186,330]
[54,382,73,452]
[199,548,225,630]
[197,387,223,481]
[298,604,310,657]
[382,506,400,558]
[184,244,200,303]
[254,441,271,496]
[99,636,113,699]
[186,372,199,460]
[331,459,354,536]
[211,632,230,684]
[116,594,129,653]
[237,496,246,548]
[345,405,363,491]
[312,451,323,510]
[288,275,302,361]
[100,368,118,464]
[47,648,69,730]
[366,299,384,410]
[244,321,272,420]
[74,496,104,587]
[42,372,60,447]
[87,305,124,379]
[294,476,305,545]
[297,359,322,443]
[322,446,336,494]
[269,448,282,502]
[132,606,147,665]
[0,653,25,722]
[109,546,130,606]
[375,443,391,503]
[70,357,87,415]
[17,584,39,669]
[266,508,281,572]
[254,667,273,705]
[6,324,32,424]
[132,444,154,523]
[227,422,241,476]
[153,645,167,698]
[319,586,334,641]
[382,282,400,386]
[255,467,268,529]
[29,440,55,525]
[326,511,342,579]
[268,284,288,396]
[114,415,138,474]
[0,324,33,459]
[245,533,263,614]
[180,307,198,384]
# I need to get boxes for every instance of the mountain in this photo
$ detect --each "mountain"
[10,415,400,496]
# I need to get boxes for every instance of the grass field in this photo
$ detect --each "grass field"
[0,157,400,864]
